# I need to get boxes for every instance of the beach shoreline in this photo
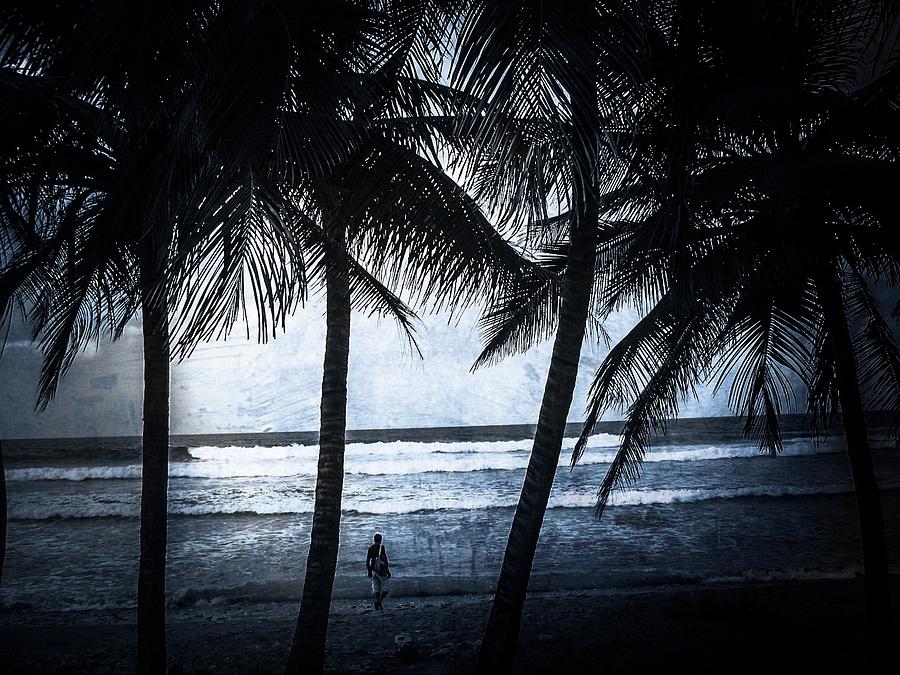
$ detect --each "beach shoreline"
[3,576,899,673]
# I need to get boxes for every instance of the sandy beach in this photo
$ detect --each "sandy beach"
[3,577,899,673]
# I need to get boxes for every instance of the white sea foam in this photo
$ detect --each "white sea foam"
[6,436,842,481]
[185,434,621,461]
[7,466,143,481]
[603,482,858,507]
[10,480,880,520]
[703,565,866,585]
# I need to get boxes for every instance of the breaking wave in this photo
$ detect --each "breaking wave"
[9,481,879,521]
[6,437,842,482]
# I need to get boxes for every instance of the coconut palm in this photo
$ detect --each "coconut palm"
[0,4,305,671]
[0,4,516,672]
[446,2,645,671]
[452,0,898,670]
[278,5,541,670]
[564,0,900,664]
[282,151,534,673]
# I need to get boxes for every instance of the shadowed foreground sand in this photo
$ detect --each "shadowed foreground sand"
[2,578,899,673]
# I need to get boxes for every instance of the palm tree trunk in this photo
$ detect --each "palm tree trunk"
[819,271,893,661]
[476,205,598,674]
[0,439,6,588]
[137,246,171,675]
[285,251,352,675]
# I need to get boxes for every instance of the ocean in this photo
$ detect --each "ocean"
[2,415,899,613]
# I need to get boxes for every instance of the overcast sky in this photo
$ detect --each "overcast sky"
[0,300,736,439]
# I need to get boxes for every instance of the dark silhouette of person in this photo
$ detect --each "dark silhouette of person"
[366,533,391,610]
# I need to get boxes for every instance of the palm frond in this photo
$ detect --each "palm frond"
[844,263,900,431]
[167,174,305,359]
[573,291,717,463]
[331,138,532,315]
[296,212,422,353]
[473,244,564,369]
[712,304,811,455]
[583,296,719,516]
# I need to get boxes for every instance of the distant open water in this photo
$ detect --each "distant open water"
[2,415,899,611]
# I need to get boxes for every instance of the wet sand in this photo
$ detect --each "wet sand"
[2,577,899,673]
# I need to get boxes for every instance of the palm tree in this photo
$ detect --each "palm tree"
[565,0,900,664]
[452,0,898,669]
[1,5,518,672]
[278,7,539,669]
[447,2,643,671]
[0,4,304,671]
[283,156,533,673]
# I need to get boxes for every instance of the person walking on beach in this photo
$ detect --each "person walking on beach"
[367,533,391,610]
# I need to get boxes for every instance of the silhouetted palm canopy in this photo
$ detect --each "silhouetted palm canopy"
[449,0,900,510]
[560,0,900,660]
[0,1,309,388]
[452,0,898,669]
[0,4,402,673]
[565,0,900,514]
[277,7,543,670]
[3,4,538,674]
[446,0,650,371]
[445,1,648,671]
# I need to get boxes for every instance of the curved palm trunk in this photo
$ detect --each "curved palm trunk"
[285,253,352,674]
[820,273,893,661]
[137,248,171,675]
[476,208,598,674]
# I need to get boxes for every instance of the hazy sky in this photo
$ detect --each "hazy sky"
[0,301,734,439]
